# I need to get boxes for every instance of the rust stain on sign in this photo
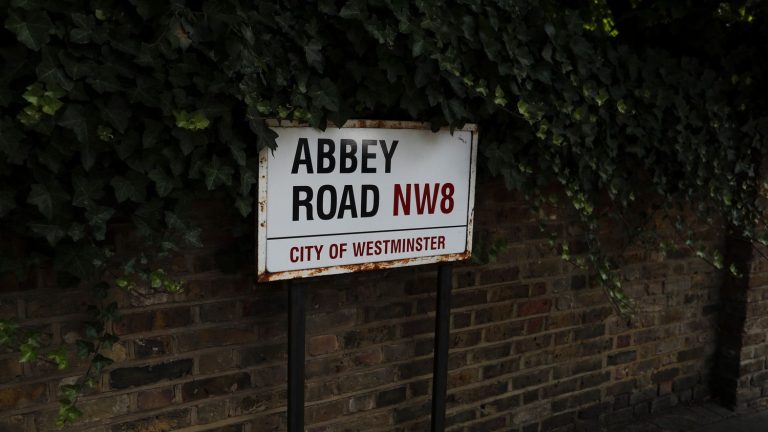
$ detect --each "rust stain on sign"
[257,252,472,283]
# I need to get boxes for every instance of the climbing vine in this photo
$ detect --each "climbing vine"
[2,0,768,425]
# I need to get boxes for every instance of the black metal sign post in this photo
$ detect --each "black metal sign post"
[286,264,454,432]
[431,262,454,432]
[288,281,305,432]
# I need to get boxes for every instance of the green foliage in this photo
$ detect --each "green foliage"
[471,230,510,265]
[3,0,768,423]
[174,110,211,131]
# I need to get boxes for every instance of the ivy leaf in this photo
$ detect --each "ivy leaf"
[99,333,119,349]
[55,244,102,279]
[84,321,102,339]
[0,319,18,346]
[305,39,324,72]
[147,168,175,197]
[101,303,119,321]
[87,67,121,93]
[19,334,41,363]
[183,227,203,248]
[174,129,207,155]
[58,51,93,80]
[202,156,234,190]
[235,195,252,217]
[69,13,95,44]
[229,141,246,166]
[60,384,79,401]
[339,0,367,19]
[0,189,16,217]
[133,199,163,231]
[27,181,69,220]
[101,96,130,133]
[110,174,147,203]
[4,10,52,51]
[37,47,74,91]
[68,223,85,241]
[69,27,91,44]
[56,404,82,428]
[29,222,66,245]
[47,347,69,370]
[85,205,114,240]
[19,344,38,363]
[72,175,104,208]
[310,78,340,112]
[27,183,54,219]
[0,117,26,163]
[75,340,95,358]
[80,140,96,171]
[239,167,257,196]
[142,119,163,148]
[92,354,113,372]
[58,104,91,144]
[165,211,202,247]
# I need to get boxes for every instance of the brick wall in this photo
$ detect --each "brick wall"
[715,238,768,412]
[0,181,732,431]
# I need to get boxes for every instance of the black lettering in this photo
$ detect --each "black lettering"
[318,138,336,173]
[340,139,358,173]
[292,186,313,221]
[338,185,358,218]
[379,140,398,173]
[361,184,379,217]
[361,139,377,173]
[317,185,337,220]
[291,138,313,174]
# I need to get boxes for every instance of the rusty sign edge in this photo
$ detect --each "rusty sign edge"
[256,119,478,282]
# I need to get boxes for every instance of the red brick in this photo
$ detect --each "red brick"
[114,307,191,335]
[181,372,251,401]
[175,327,257,351]
[136,387,174,410]
[111,409,191,431]
[0,357,23,381]
[199,300,241,323]
[517,299,552,317]
[199,350,237,373]
[308,334,339,356]
[0,383,47,410]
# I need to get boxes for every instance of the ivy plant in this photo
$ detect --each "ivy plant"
[2,0,768,425]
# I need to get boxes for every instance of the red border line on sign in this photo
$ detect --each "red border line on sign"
[267,224,469,240]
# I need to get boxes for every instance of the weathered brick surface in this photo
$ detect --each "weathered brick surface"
[0,181,736,430]
[713,236,768,411]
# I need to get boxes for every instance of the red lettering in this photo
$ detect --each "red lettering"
[394,183,454,215]
[290,245,323,262]
[415,183,439,214]
[394,184,410,216]
[440,183,454,213]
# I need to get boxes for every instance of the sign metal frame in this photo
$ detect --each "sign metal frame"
[256,119,478,282]
[257,119,477,432]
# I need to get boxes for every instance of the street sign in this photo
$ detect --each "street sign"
[257,120,477,282]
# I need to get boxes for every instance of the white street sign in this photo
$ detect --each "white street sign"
[257,120,477,282]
